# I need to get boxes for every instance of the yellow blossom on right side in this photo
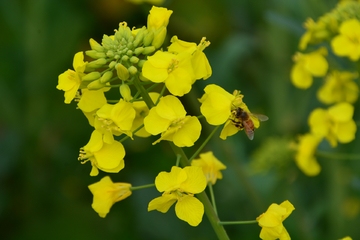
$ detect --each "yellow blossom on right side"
[191,151,226,185]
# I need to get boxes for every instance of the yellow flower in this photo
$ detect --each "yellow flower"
[199,84,264,140]
[256,200,295,240]
[191,151,226,185]
[142,51,195,96]
[148,166,207,226]
[131,92,160,137]
[308,102,357,147]
[299,18,329,50]
[147,6,173,31]
[144,95,201,147]
[94,99,136,144]
[294,133,322,176]
[339,237,352,240]
[317,70,359,105]
[57,52,87,103]
[168,36,212,80]
[331,19,360,61]
[88,176,132,218]
[290,47,328,89]
[79,130,125,176]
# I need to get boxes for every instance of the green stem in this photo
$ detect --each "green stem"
[316,151,360,160]
[219,220,257,225]
[189,125,220,162]
[155,84,167,105]
[132,75,229,240]
[208,183,218,216]
[176,154,181,167]
[107,100,119,103]
[119,124,145,143]
[130,183,155,191]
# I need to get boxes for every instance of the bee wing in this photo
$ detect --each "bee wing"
[252,113,269,122]
[245,128,254,140]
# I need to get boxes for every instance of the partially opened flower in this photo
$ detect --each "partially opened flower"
[168,36,212,80]
[308,102,357,147]
[77,88,108,126]
[256,200,295,240]
[148,166,207,226]
[79,130,125,176]
[88,176,132,218]
[290,47,328,89]
[57,52,87,103]
[331,19,360,61]
[144,95,201,147]
[191,151,226,185]
[294,133,322,176]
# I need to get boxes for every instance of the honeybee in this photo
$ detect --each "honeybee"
[231,107,268,140]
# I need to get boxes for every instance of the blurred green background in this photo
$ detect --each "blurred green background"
[1,0,359,239]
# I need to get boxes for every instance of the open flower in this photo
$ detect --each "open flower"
[256,200,295,240]
[331,19,360,61]
[191,151,226,185]
[78,130,125,176]
[77,88,108,126]
[144,95,201,147]
[317,70,359,105]
[88,176,132,218]
[142,50,195,96]
[290,47,328,89]
[199,84,264,140]
[148,166,207,226]
[294,133,322,176]
[57,52,87,103]
[308,102,357,147]
[94,99,136,144]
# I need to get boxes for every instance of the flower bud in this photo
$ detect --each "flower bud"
[122,55,129,62]
[109,61,116,69]
[82,72,101,81]
[130,56,139,64]
[116,63,130,81]
[89,38,104,52]
[152,26,167,49]
[127,42,134,50]
[138,60,146,68]
[143,31,154,47]
[133,27,146,47]
[134,47,144,55]
[87,58,107,69]
[127,50,133,56]
[106,50,114,58]
[86,50,106,59]
[100,71,113,83]
[87,79,106,90]
[120,84,132,101]
[142,46,156,55]
[128,66,138,75]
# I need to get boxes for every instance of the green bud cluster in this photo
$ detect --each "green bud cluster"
[83,21,165,88]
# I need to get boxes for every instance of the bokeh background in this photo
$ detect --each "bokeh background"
[1,0,359,239]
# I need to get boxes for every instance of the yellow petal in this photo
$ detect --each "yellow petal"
[172,116,202,147]
[144,107,171,135]
[148,194,177,213]
[181,166,207,194]
[94,140,125,170]
[305,53,328,77]
[328,102,354,122]
[155,95,186,120]
[84,130,103,153]
[155,166,187,193]
[336,120,357,144]
[175,195,204,226]
[290,63,313,89]
[78,89,107,113]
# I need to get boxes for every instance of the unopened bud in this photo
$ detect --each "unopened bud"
[138,60,146,68]
[127,42,134,50]
[130,56,139,64]
[128,66,138,75]
[133,27,146,47]
[82,72,101,81]
[120,84,132,101]
[116,63,130,81]
[127,50,133,56]
[152,27,167,49]
[134,47,144,55]
[89,38,104,52]
[100,71,113,83]
[87,58,107,69]
[87,79,106,90]
[122,55,129,62]
[109,61,116,69]
[142,46,156,55]
[106,50,114,58]
[143,31,154,47]
[86,50,106,59]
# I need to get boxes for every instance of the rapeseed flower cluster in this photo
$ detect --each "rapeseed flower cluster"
[290,0,359,176]
[57,4,285,239]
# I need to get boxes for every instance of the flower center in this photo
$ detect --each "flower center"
[167,58,179,73]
